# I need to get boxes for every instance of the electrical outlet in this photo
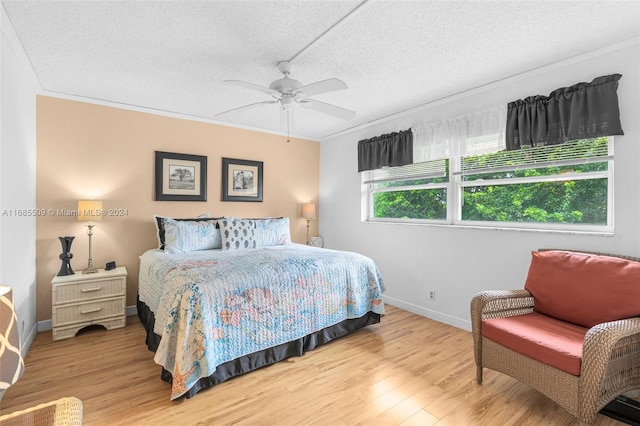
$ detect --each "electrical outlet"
[429,291,436,301]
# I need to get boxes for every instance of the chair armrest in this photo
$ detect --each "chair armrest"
[470,290,534,369]
[580,317,640,416]
[471,289,534,323]
[583,317,640,369]
[584,317,640,351]
[0,397,83,426]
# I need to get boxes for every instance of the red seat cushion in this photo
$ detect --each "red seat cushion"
[524,250,640,328]
[482,312,588,376]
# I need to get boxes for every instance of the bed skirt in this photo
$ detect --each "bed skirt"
[137,296,381,399]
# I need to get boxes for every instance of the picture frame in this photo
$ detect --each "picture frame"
[222,157,263,202]
[154,151,207,201]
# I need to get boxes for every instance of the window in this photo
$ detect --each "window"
[363,137,613,232]
[365,160,448,222]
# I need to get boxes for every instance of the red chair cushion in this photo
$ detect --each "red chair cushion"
[482,312,587,376]
[524,250,640,328]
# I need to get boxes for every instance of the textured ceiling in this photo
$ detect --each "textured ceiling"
[2,1,639,141]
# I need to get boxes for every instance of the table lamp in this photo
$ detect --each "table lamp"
[78,199,102,274]
[302,203,316,245]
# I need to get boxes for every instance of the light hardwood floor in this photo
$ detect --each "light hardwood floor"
[0,305,628,425]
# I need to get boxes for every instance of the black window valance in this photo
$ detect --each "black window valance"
[506,74,624,150]
[357,129,413,172]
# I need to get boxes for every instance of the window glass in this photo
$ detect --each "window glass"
[373,188,447,220]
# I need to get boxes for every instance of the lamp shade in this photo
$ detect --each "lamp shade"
[302,203,316,219]
[0,286,24,399]
[77,200,103,222]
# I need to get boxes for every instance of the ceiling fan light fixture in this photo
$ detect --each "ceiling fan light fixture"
[280,96,294,108]
[268,76,302,94]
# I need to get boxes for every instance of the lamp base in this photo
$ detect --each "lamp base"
[83,265,98,274]
[83,258,98,274]
[83,224,98,274]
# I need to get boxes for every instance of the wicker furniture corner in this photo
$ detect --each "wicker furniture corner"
[470,250,640,424]
[0,397,83,426]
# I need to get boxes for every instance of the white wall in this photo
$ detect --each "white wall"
[1,7,39,353]
[320,41,640,331]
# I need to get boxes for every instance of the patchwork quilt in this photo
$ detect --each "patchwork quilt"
[138,244,385,399]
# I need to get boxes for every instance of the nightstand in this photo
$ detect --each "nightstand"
[51,267,127,341]
[309,236,324,248]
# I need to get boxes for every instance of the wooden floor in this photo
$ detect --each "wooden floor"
[0,305,629,425]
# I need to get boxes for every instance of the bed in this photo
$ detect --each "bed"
[138,216,385,400]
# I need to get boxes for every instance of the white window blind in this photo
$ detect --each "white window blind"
[460,138,611,176]
[363,159,447,185]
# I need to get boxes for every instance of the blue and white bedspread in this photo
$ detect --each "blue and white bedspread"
[138,244,385,399]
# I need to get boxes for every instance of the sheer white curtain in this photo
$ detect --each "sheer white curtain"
[411,121,451,163]
[412,106,507,162]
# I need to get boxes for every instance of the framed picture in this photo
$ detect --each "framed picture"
[222,157,263,202]
[155,151,207,201]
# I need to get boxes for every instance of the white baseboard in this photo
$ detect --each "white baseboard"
[382,295,471,332]
[21,322,38,357]
[37,319,51,332]
[126,305,138,317]
[37,305,139,333]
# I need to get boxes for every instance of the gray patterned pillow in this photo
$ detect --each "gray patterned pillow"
[219,219,257,250]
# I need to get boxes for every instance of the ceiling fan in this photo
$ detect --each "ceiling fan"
[216,61,356,121]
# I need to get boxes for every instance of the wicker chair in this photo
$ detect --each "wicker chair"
[0,397,83,426]
[471,249,640,424]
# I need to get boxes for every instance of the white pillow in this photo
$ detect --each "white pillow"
[162,217,222,253]
[153,213,212,249]
[254,217,291,246]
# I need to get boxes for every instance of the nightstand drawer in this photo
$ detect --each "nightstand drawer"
[53,297,125,327]
[52,277,125,305]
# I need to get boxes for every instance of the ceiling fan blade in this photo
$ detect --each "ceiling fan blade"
[295,78,347,98]
[215,100,279,117]
[299,99,356,120]
[223,80,280,97]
